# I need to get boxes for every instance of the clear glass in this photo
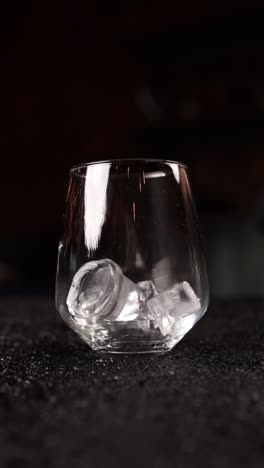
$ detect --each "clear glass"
[55,159,209,355]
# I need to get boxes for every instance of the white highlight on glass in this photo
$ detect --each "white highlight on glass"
[145,171,166,179]
[167,163,180,183]
[84,163,111,251]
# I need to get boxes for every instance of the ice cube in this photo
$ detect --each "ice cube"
[107,276,145,322]
[137,280,158,300]
[136,280,158,323]
[66,259,122,319]
[66,259,146,322]
[146,281,201,335]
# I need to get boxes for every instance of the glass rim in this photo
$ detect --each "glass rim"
[70,158,188,175]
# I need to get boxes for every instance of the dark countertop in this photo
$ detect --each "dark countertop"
[1,297,264,468]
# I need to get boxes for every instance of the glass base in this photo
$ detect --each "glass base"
[74,320,182,355]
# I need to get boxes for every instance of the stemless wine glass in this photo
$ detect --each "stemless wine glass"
[56,159,209,354]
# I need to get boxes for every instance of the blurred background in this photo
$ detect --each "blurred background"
[1,1,264,298]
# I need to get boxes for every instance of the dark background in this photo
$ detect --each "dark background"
[2,1,264,297]
[2,6,264,468]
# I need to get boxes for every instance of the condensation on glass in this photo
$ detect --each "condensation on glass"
[56,159,209,354]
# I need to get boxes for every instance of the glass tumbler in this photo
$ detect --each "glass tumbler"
[56,159,209,354]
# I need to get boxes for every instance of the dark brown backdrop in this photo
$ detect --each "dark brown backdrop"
[1,1,264,295]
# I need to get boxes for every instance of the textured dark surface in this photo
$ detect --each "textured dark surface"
[1,298,264,468]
